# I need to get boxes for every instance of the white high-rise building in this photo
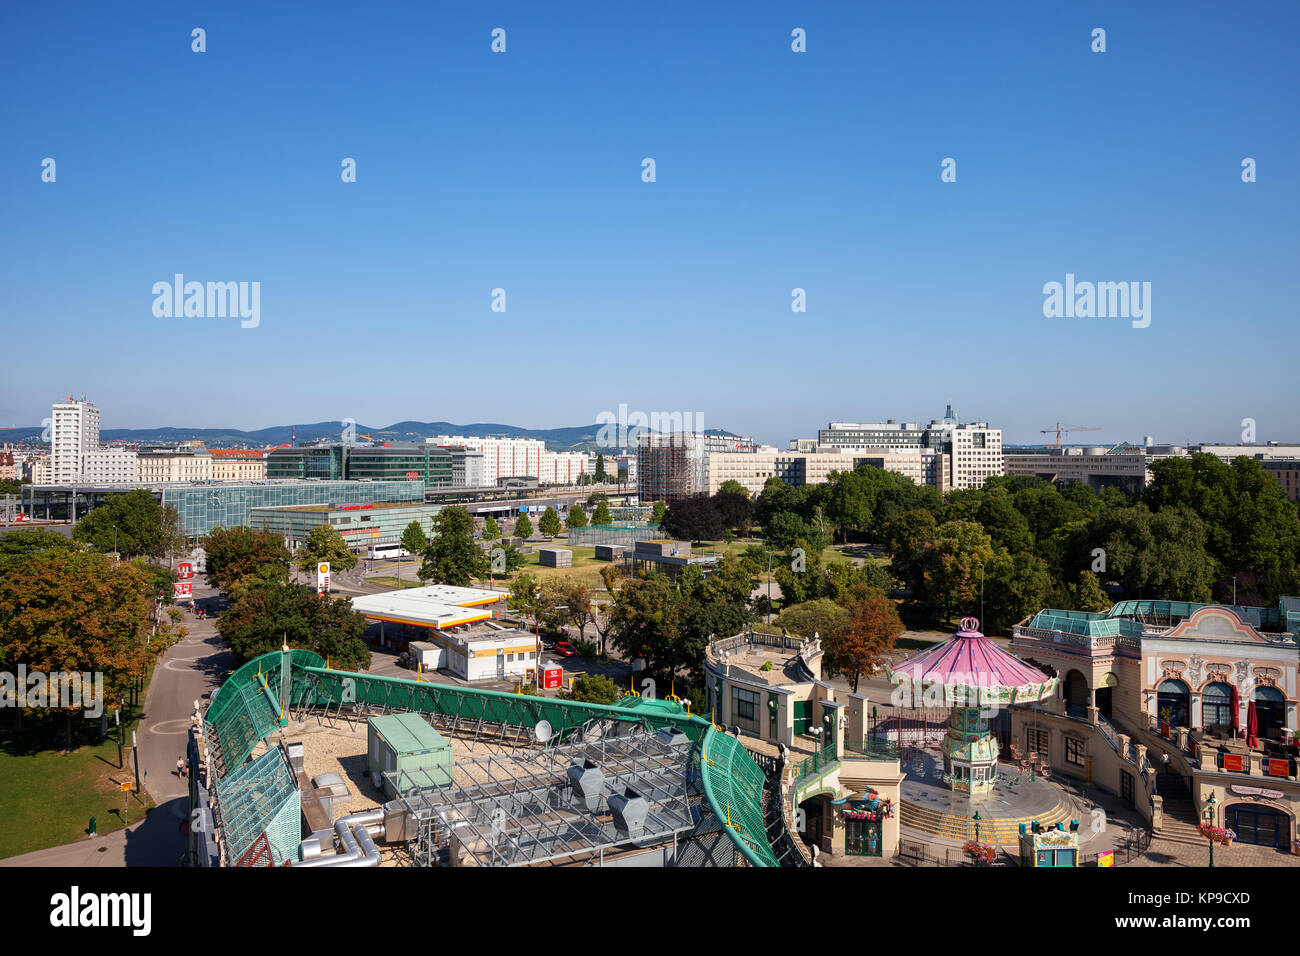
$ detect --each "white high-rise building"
[427,435,584,485]
[48,397,138,484]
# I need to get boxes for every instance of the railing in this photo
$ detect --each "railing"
[845,738,902,761]
[790,742,838,784]
[1095,711,1120,754]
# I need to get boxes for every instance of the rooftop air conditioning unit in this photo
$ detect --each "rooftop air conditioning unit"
[608,787,650,840]
[567,759,604,812]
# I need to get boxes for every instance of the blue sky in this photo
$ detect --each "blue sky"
[2,1,1296,447]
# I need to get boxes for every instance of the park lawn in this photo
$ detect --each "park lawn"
[365,575,419,590]
[0,678,157,859]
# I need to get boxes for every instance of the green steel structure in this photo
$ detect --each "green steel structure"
[203,648,787,867]
[217,747,301,865]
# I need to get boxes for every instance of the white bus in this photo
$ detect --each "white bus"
[366,543,411,560]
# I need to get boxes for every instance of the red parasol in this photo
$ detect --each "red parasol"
[1246,700,1258,749]
[1230,684,1240,735]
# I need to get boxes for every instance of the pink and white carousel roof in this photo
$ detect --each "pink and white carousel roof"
[888,617,1058,705]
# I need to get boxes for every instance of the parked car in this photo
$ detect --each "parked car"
[554,641,578,658]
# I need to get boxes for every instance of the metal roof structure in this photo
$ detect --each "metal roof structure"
[349,584,506,630]
[386,726,696,867]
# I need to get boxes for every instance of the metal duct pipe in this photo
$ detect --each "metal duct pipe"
[292,808,384,868]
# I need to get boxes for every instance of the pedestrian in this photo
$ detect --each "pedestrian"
[1161,751,1171,770]
[177,756,186,779]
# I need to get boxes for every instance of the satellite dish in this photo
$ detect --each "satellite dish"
[534,719,553,743]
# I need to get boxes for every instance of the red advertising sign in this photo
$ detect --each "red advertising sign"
[176,562,194,579]
[405,471,419,479]
[1222,753,1245,772]
[541,665,564,690]
[1267,758,1291,777]
[174,582,193,599]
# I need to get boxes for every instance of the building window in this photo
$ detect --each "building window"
[731,686,760,734]
[1064,737,1085,766]
[1026,727,1049,757]
[1120,771,1134,805]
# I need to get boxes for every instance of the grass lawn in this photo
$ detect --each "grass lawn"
[0,672,157,859]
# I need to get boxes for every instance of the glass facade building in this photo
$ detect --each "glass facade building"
[266,445,452,489]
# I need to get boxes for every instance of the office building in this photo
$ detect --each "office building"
[137,443,214,483]
[267,444,453,489]
[209,449,268,481]
[1004,444,1149,496]
[250,500,444,552]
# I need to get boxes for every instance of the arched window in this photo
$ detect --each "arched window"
[1253,686,1286,741]
[1157,679,1190,728]
[1201,682,1234,732]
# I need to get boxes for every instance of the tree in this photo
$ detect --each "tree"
[555,579,596,645]
[538,506,562,539]
[297,524,358,574]
[419,505,489,586]
[568,673,621,705]
[775,598,852,642]
[975,492,1034,555]
[0,528,76,577]
[1071,570,1111,612]
[159,505,186,564]
[565,505,587,530]
[712,489,754,537]
[204,526,291,592]
[982,550,1055,635]
[509,572,544,633]
[661,495,723,543]
[650,501,666,526]
[921,521,996,624]
[216,580,370,670]
[883,508,937,596]
[594,454,607,482]
[482,516,501,540]
[821,593,903,692]
[514,513,534,540]
[401,520,429,557]
[72,489,168,558]
[0,549,180,745]
[591,500,612,526]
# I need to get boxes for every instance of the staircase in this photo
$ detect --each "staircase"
[1154,773,1203,846]
[900,799,1075,845]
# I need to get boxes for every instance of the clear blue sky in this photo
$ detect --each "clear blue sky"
[2,1,1296,447]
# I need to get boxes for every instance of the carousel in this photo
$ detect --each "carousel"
[888,617,1058,795]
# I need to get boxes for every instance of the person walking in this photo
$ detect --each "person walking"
[176,756,186,779]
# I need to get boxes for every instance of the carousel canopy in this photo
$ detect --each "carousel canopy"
[888,617,1057,706]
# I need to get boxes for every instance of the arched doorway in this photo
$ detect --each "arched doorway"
[1156,679,1189,729]
[1095,673,1117,720]
[1063,670,1090,717]
[1201,682,1234,736]
[797,795,829,852]
[1226,803,1291,850]
[1253,686,1286,742]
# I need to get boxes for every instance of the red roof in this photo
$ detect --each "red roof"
[209,449,264,459]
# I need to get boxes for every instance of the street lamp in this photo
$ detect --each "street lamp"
[972,809,982,843]
[976,562,985,628]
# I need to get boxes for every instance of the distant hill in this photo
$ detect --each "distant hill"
[2,420,745,453]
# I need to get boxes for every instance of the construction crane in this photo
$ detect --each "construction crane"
[1040,423,1102,448]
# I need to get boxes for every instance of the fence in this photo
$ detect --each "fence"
[1080,826,1151,867]
[898,839,1017,867]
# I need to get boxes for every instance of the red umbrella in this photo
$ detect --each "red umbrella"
[1230,684,1240,735]
[1246,700,1258,749]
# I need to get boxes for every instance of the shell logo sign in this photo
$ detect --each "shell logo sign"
[316,562,330,593]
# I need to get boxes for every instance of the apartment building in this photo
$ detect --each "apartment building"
[137,444,213,483]
[47,398,138,484]
[209,449,268,481]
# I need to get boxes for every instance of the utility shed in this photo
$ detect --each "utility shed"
[367,713,453,798]
[539,547,572,568]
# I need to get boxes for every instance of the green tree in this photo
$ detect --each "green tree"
[297,524,358,574]
[0,527,77,577]
[419,505,489,586]
[982,550,1055,635]
[922,520,996,624]
[775,598,852,642]
[594,454,607,481]
[401,520,429,557]
[591,500,613,526]
[216,580,370,670]
[538,506,562,539]
[567,673,621,705]
[565,505,588,530]
[482,516,500,540]
[883,508,938,597]
[1071,570,1111,612]
[204,526,291,592]
[650,501,667,525]
[975,491,1034,555]
[72,489,168,558]
[514,512,534,540]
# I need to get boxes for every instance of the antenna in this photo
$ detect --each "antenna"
[534,719,552,744]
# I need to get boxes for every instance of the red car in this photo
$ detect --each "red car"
[554,641,578,658]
